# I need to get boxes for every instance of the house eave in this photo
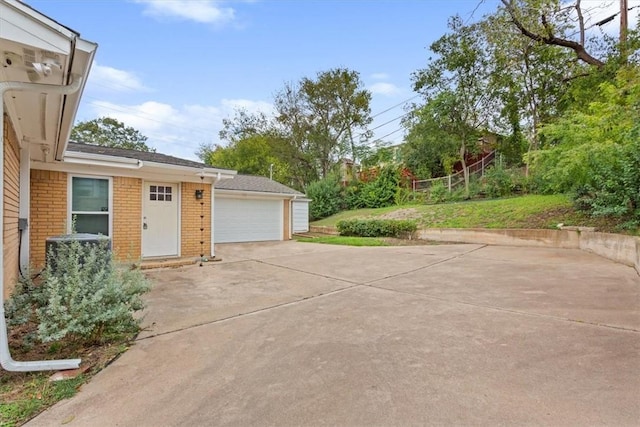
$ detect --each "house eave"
[214,188,300,199]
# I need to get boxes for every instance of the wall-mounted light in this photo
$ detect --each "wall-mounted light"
[195,189,204,200]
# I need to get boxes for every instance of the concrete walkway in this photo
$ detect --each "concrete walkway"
[28,242,640,426]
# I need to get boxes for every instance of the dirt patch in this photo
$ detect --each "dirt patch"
[376,208,420,220]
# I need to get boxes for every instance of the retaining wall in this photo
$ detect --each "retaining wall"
[310,225,640,275]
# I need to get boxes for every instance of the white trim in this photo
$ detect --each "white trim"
[214,189,298,200]
[67,174,113,236]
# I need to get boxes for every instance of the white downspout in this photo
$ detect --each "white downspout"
[1,76,83,372]
[210,172,221,258]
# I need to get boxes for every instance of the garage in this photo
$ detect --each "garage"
[214,197,283,243]
[213,175,304,244]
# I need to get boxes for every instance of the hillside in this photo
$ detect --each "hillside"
[311,195,633,234]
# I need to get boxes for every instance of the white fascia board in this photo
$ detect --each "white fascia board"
[214,189,298,199]
[142,160,236,178]
[55,38,97,161]
[0,1,74,53]
[63,150,140,165]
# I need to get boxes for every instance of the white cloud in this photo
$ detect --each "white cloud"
[134,0,235,24]
[86,98,274,160]
[370,73,389,80]
[368,82,402,96]
[88,63,150,93]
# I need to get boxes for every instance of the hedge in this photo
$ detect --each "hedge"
[336,219,417,238]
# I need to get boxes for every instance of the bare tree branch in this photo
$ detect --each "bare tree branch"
[500,0,605,68]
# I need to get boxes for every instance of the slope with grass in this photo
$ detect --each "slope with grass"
[312,195,629,233]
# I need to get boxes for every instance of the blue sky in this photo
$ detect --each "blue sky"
[25,0,636,161]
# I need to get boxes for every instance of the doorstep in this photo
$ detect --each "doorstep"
[139,257,199,270]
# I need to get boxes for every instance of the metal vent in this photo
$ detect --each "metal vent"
[22,48,36,67]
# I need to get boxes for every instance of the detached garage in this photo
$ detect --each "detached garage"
[214,175,306,244]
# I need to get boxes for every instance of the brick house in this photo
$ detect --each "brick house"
[28,142,235,269]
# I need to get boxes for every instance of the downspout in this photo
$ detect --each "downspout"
[210,172,221,258]
[1,76,83,372]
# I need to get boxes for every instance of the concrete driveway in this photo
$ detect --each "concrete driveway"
[28,241,639,426]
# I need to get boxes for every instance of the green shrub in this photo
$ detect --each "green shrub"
[5,239,149,345]
[306,176,341,220]
[341,182,364,210]
[483,165,514,198]
[336,219,417,238]
[428,180,448,203]
[358,166,400,208]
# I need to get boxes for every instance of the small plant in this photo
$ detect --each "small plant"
[428,180,448,203]
[5,237,150,345]
[483,165,514,198]
[337,219,417,238]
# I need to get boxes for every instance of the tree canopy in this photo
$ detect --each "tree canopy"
[199,67,372,190]
[71,117,155,152]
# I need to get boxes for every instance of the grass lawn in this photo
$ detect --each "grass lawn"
[312,194,630,233]
[295,236,389,246]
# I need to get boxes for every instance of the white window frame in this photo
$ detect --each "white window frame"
[67,174,113,236]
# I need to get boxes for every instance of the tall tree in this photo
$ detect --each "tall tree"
[275,68,373,179]
[206,68,373,189]
[410,16,494,195]
[71,117,154,152]
[482,9,571,161]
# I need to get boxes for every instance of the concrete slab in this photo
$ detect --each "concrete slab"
[26,242,640,426]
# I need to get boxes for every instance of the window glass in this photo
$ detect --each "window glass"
[73,214,109,235]
[72,177,108,212]
[71,177,110,236]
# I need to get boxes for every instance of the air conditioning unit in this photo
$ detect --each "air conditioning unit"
[45,233,111,271]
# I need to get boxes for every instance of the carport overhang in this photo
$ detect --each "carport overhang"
[1,0,97,372]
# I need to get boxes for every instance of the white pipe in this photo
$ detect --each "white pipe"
[1,76,83,372]
[63,156,144,169]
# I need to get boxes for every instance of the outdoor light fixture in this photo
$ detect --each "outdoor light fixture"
[195,189,204,200]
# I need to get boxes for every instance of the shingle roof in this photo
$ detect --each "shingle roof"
[215,174,303,195]
[66,142,233,171]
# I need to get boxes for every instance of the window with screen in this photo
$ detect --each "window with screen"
[70,176,110,235]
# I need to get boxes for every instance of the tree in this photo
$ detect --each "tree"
[482,9,571,163]
[208,68,373,190]
[200,135,289,183]
[410,16,494,195]
[275,68,373,179]
[71,117,155,152]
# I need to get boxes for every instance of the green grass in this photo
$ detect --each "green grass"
[295,236,389,246]
[0,374,85,427]
[312,194,609,230]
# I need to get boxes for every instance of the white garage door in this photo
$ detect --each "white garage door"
[214,197,283,243]
[292,200,309,233]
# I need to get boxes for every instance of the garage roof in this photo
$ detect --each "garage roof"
[215,174,303,195]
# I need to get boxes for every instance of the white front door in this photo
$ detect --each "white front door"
[143,182,179,257]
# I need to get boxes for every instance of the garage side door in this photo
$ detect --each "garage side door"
[214,197,283,243]
[292,201,309,233]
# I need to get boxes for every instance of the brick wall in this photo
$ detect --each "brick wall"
[3,115,21,299]
[181,182,211,257]
[30,169,68,269]
[113,176,142,260]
